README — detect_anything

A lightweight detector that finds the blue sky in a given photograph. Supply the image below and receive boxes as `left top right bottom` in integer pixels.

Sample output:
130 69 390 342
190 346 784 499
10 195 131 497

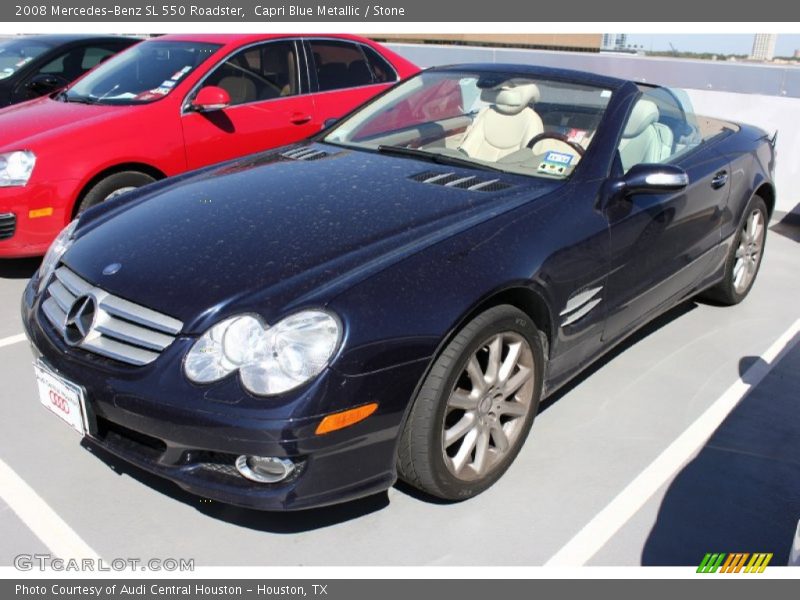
623 34 800 56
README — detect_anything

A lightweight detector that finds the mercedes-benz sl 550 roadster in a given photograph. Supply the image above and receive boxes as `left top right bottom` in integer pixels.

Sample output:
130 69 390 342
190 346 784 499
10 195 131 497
22 64 776 510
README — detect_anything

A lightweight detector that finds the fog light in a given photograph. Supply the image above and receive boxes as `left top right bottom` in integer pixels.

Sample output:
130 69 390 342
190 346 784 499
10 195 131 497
235 455 295 483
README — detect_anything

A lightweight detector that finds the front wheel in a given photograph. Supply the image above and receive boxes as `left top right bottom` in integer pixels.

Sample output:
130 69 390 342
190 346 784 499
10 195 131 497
76 171 156 214
397 305 544 501
701 195 768 305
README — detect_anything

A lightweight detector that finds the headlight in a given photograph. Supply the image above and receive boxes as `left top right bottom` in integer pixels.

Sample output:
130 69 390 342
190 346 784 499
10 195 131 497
37 219 78 293
184 310 342 396
0 150 36 187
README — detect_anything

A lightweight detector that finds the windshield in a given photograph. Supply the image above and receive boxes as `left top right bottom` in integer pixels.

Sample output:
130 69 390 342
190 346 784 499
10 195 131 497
0 39 52 81
64 40 220 105
324 70 614 179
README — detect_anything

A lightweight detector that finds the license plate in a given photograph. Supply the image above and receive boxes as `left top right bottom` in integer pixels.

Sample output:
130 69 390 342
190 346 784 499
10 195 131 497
34 361 88 436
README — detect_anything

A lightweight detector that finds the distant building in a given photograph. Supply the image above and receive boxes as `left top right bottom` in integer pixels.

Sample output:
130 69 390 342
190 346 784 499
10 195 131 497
794 49 800 59
601 33 628 51
751 34 777 61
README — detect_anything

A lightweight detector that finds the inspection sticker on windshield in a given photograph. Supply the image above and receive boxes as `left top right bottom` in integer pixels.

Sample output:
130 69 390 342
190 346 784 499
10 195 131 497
159 80 177 89
567 128 588 144
170 66 192 80
150 86 172 95
538 151 573 175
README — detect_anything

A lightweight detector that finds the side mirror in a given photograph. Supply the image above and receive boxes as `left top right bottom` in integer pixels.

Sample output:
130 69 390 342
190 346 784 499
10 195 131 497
601 164 689 211
26 73 69 96
598 163 689 210
622 163 689 194
190 86 230 112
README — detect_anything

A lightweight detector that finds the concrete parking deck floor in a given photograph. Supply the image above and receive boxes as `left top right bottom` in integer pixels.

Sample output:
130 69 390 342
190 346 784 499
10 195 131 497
0 218 798 567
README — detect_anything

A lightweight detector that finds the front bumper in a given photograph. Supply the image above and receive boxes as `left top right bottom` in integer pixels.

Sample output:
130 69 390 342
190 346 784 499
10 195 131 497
22 279 429 510
0 180 79 257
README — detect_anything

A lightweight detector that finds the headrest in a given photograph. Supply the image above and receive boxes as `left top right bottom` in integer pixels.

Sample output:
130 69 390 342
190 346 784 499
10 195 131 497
481 82 540 116
623 100 659 138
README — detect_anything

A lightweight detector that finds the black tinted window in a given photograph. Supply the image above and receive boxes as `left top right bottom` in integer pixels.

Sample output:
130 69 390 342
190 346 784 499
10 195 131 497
38 46 118 79
362 45 397 84
81 46 118 69
309 40 375 91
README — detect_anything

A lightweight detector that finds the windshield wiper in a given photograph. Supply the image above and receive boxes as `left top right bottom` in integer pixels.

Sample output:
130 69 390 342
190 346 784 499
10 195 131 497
376 145 505 173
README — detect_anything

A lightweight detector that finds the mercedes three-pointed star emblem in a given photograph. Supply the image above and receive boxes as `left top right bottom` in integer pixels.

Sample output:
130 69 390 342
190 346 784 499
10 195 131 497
64 295 97 346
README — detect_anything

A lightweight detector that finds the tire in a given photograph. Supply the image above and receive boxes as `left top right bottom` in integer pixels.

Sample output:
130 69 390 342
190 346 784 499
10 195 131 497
76 171 156 214
700 195 768 306
397 305 545 501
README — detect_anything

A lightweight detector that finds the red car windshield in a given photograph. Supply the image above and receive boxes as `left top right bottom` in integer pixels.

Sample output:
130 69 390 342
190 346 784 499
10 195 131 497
64 40 220 105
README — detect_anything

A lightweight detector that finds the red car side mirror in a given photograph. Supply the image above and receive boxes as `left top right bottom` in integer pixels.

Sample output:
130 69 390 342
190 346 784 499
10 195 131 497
191 86 231 112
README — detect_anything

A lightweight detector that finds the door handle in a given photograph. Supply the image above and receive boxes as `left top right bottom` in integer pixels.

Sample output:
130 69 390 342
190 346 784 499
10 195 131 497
711 170 729 189
290 113 312 125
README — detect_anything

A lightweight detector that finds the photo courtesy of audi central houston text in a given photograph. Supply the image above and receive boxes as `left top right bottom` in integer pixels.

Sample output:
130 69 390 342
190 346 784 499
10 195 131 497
14 36 778 510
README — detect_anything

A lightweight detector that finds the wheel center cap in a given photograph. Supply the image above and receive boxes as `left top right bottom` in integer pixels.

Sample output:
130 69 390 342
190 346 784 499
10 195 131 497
478 397 492 415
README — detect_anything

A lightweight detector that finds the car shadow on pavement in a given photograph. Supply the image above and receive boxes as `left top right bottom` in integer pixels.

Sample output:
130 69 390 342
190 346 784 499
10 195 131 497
640 332 800 565
82 441 391 533
770 207 800 244
537 300 698 414
0 257 40 280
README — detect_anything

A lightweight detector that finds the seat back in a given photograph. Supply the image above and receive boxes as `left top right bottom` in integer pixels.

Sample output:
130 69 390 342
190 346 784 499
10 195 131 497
618 100 674 172
459 82 543 162
217 75 257 105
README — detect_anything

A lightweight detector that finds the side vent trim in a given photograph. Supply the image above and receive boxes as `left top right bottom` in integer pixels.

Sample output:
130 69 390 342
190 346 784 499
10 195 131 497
280 147 331 161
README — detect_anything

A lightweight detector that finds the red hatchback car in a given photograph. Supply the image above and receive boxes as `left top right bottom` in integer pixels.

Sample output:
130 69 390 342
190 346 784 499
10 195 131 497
0 33 418 257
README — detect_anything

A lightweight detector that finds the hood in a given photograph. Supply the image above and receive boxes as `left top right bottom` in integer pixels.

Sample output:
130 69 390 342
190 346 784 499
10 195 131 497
63 144 560 332
0 95 126 149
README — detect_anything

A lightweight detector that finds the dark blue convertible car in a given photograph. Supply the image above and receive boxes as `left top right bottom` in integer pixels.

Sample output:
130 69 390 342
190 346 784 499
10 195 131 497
22 64 776 510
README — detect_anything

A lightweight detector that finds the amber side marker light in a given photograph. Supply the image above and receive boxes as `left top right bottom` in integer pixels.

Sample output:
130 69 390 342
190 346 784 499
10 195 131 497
29 207 53 219
315 403 378 435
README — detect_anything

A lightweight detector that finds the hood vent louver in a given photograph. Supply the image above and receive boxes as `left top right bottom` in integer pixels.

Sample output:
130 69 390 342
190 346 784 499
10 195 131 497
409 171 512 193
280 147 331 161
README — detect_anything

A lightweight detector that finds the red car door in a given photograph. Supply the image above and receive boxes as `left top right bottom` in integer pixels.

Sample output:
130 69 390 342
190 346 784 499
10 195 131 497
180 38 317 170
303 38 398 127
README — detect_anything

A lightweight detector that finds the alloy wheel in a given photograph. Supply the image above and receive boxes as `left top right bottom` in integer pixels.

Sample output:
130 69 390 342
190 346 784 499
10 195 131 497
441 332 535 481
733 208 765 294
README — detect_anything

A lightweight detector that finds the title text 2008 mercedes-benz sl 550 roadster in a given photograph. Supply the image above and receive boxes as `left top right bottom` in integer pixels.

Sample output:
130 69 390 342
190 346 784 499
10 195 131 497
22 64 776 510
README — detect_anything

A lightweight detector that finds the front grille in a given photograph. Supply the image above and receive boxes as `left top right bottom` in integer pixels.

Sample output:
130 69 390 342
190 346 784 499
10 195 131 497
409 171 512 192
41 265 183 366
0 212 16 240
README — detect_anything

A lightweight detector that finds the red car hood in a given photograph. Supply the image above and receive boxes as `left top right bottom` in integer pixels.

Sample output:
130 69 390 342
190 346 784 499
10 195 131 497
0 95 128 150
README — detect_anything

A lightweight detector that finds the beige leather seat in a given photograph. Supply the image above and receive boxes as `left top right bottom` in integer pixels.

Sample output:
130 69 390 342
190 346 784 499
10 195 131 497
218 76 258 105
618 99 674 172
459 82 543 162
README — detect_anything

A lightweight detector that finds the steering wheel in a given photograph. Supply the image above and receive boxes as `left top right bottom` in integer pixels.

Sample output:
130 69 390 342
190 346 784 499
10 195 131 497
526 132 586 157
